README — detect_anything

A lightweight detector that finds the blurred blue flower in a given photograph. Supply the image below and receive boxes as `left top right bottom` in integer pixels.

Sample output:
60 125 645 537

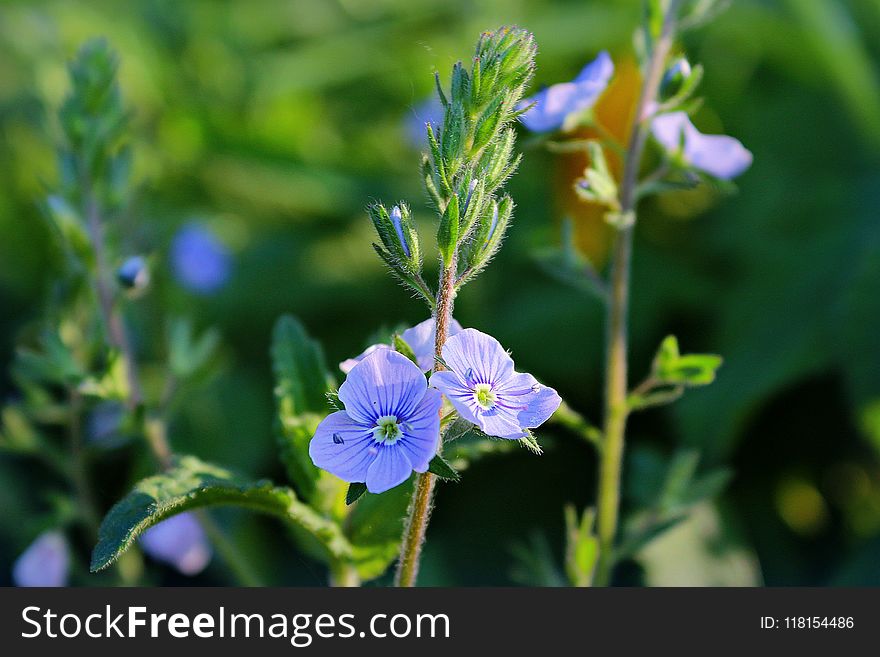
340 317 463 374
13 530 69 587
310 349 442 493
140 512 212 575
171 223 231 294
430 329 561 439
651 111 752 180
405 96 444 148
518 51 614 133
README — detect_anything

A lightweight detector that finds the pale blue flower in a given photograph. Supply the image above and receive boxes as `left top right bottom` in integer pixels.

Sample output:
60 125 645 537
340 317 463 374
171 223 231 294
140 512 212 575
13 530 69 587
310 349 442 493
518 52 614 133
651 111 752 180
430 329 561 439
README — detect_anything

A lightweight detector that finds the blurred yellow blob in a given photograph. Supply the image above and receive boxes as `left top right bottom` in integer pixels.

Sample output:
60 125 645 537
775 477 829 536
555 57 640 267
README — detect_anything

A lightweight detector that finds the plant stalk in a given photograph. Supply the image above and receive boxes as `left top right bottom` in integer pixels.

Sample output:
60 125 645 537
395 255 457 587
593 0 681 587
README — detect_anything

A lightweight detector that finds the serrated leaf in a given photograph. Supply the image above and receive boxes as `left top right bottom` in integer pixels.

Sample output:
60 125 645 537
427 454 460 481
91 455 350 572
346 482 367 505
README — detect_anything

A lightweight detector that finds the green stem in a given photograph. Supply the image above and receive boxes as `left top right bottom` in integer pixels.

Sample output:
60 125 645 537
195 509 264 587
593 0 681 587
329 560 361 587
395 255 457 587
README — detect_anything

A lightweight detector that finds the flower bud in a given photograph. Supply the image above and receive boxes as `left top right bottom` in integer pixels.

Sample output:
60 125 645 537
116 255 150 292
659 57 693 102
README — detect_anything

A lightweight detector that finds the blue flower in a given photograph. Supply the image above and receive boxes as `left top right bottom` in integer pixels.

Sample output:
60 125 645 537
310 349 442 493
518 51 614 133
171 222 231 294
340 317 463 374
140 512 212 575
13 530 69 587
651 111 752 180
405 96 444 148
430 329 561 439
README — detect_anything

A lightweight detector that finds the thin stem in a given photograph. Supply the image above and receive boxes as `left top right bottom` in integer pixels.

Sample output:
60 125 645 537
84 193 145 411
395 255 457 587
67 388 101 537
329 560 361 587
593 0 681 587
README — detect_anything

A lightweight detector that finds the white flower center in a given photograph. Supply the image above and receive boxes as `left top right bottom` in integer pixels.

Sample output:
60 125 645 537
373 415 403 444
473 383 496 410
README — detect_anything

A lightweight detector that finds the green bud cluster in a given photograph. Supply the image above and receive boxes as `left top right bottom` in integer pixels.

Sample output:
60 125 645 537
370 27 537 304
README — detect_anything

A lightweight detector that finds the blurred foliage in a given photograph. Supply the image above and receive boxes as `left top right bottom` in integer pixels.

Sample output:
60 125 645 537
1 0 880 585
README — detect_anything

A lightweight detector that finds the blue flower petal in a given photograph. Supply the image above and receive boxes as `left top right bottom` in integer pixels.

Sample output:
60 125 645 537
308 410 376 482
401 317 463 372
365 444 413 494
339 343 392 375
12 531 69 587
397 388 442 472
652 111 752 180
498 372 562 430
140 512 212 575
338 349 427 425
440 328 514 386
518 51 614 133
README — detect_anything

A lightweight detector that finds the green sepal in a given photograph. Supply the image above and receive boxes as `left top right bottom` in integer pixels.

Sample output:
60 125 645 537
437 193 460 266
391 333 419 367
345 482 368 506
427 454 461 481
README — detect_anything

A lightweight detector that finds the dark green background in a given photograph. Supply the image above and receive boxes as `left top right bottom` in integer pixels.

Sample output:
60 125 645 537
1 0 879 585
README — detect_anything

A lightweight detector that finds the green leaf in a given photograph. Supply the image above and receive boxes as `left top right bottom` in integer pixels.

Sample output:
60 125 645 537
271 315 336 502
427 454 460 481
168 318 220 379
564 505 599 586
272 315 334 416
652 335 723 387
91 455 350 572
346 482 367 506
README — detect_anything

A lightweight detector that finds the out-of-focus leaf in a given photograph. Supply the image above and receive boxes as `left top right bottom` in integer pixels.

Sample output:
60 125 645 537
564 505 599 586
168 318 220 380
271 315 337 503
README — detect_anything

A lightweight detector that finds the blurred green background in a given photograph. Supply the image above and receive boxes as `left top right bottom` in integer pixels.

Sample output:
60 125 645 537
2 0 880 586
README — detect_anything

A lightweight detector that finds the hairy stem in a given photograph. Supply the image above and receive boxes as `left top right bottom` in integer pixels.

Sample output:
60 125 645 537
593 0 680 587
395 255 457 587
